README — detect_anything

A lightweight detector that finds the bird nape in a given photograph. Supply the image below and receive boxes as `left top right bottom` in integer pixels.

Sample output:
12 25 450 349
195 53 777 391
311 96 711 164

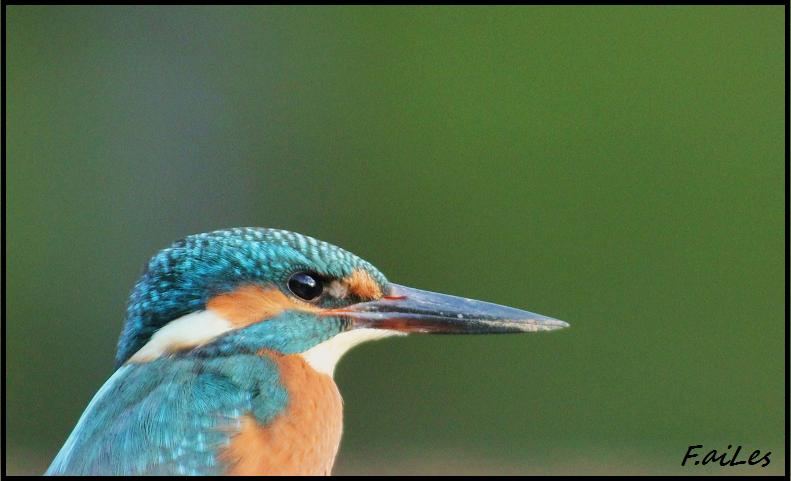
46 227 569 476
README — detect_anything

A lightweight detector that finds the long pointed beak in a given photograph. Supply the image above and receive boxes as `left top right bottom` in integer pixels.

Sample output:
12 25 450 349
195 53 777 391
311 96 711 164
330 284 569 334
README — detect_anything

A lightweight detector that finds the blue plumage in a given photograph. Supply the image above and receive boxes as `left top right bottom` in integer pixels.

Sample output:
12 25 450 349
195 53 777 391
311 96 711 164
194 312 345 358
46 354 286 475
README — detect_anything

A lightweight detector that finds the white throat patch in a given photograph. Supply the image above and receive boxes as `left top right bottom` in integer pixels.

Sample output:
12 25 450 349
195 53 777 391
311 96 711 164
301 328 404 377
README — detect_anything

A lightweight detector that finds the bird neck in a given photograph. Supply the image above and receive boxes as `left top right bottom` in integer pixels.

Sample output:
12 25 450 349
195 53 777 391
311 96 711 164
221 351 344 475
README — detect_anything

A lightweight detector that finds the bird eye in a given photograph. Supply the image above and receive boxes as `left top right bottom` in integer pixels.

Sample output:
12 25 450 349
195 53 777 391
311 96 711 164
287 272 324 301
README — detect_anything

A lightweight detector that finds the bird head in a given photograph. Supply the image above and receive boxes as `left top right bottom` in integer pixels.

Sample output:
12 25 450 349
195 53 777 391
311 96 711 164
116 228 568 374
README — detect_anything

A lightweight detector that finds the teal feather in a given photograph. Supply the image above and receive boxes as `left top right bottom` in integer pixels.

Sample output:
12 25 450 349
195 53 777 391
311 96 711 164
46 354 287 476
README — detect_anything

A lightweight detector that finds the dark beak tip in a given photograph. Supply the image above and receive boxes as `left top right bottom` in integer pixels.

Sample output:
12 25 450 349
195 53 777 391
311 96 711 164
543 319 571 330
509 317 570 332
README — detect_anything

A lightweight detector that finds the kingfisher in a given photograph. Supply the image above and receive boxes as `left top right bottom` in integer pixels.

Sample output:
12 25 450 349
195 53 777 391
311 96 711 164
46 227 568 475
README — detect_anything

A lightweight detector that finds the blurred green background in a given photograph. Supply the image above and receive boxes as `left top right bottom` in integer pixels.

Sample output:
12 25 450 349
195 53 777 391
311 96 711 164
6 6 785 475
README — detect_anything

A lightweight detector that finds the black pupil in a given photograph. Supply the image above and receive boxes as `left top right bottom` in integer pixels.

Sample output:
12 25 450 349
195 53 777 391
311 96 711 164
288 272 323 300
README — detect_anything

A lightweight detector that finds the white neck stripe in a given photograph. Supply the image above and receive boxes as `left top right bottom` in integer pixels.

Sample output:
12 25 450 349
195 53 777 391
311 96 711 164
128 310 233 362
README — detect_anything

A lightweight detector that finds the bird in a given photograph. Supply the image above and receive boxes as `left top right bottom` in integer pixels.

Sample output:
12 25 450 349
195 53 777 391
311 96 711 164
46 227 569 475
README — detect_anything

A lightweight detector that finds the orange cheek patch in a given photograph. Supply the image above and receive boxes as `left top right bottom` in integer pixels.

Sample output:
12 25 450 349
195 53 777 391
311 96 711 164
344 269 383 300
207 285 321 328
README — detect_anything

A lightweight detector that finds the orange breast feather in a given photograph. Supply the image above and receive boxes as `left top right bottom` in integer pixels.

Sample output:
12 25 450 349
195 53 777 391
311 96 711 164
220 354 344 475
